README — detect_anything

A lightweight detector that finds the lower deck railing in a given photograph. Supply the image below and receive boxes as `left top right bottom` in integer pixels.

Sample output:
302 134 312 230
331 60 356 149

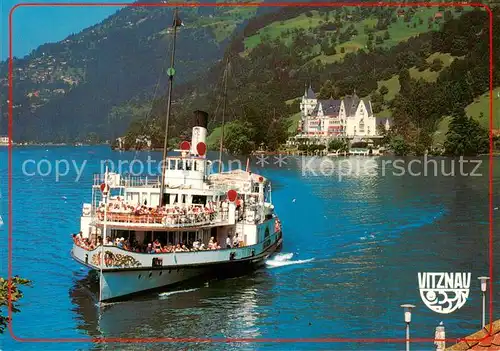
72 231 281 270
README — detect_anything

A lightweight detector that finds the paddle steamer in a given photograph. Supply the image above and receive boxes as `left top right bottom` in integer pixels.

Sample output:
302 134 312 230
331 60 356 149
70 9 282 302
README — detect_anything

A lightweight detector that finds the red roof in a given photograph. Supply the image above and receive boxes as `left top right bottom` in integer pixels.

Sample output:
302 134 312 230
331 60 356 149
446 320 500 350
470 332 500 349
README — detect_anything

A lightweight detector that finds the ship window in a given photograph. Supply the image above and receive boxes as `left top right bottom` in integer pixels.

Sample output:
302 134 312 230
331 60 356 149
162 194 170 205
188 231 196 243
169 160 176 170
167 232 174 244
193 161 198 171
192 195 207 205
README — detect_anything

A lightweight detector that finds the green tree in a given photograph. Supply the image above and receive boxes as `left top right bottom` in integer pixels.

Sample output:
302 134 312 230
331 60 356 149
328 139 348 152
430 58 443 72
444 110 489 156
376 122 389 144
266 117 291 151
384 30 390 40
319 80 340 99
398 69 412 96
391 135 410 156
371 91 384 113
86 132 101 145
223 120 257 156
379 85 389 96
1 277 31 333
323 45 337 56
366 40 373 52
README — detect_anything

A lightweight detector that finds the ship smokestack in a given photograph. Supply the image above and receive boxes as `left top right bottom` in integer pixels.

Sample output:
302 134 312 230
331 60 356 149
191 110 208 157
193 110 208 129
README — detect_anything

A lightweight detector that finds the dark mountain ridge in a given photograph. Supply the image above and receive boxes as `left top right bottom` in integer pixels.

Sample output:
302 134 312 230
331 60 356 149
1 2 258 142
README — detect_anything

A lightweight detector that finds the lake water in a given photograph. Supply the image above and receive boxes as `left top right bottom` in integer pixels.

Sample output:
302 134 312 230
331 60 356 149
0 146 498 350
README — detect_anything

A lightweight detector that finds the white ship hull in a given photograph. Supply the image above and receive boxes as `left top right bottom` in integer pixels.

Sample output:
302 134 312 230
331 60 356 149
72 228 282 301
100 266 206 301
71 109 284 302
99 242 279 301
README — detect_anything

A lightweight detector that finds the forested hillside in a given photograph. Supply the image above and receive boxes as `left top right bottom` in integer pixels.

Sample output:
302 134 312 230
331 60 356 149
120 5 498 155
0 2 259 142
2 2 497 152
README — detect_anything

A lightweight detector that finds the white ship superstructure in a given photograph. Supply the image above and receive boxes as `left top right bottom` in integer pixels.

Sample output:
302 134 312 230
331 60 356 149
71 111 283 301
70 9 282 302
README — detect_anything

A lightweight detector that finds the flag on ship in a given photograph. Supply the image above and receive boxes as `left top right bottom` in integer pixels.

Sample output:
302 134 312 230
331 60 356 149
172 10 183 27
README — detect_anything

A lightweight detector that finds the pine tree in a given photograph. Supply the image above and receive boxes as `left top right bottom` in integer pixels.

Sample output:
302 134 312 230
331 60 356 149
444 110 489 156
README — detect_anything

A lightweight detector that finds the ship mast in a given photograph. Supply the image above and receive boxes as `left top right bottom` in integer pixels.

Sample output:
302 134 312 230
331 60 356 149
159 8 181 206
218 58 230 173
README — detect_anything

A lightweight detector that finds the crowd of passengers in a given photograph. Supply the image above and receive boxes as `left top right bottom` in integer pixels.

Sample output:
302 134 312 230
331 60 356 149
72 231 242 253
96 197 243 216
96 197 251 224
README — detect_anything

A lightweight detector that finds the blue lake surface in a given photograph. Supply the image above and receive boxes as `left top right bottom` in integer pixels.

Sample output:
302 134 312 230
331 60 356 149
0 146 499 350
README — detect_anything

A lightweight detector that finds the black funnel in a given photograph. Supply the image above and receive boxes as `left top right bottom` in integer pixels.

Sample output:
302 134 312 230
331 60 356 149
193 110 208 129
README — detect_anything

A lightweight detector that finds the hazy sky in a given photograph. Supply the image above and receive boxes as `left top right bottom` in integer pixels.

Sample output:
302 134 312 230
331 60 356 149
1 0 125 61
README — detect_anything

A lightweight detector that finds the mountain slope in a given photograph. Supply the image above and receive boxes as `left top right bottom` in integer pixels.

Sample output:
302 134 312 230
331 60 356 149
0 3 259 142
122 6 498 154
2 3 494 145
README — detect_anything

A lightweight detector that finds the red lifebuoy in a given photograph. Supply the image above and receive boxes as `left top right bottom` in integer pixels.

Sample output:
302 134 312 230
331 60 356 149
196 142 207 156
180 141 191 151
227 189 238 202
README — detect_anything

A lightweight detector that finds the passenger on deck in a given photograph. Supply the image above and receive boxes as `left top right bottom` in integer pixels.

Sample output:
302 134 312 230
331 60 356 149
192 238 200 250
153 239 161 251
226 234 231 249
232 233 239 248
208 237 215 249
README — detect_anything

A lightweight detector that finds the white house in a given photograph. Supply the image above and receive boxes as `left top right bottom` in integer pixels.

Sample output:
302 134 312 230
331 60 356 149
0 136 10 145
114 135 152 150
298 85 391 139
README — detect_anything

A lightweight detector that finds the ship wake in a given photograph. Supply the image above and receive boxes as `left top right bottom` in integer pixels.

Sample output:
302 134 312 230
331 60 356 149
265 253 314 268
158 288 199 298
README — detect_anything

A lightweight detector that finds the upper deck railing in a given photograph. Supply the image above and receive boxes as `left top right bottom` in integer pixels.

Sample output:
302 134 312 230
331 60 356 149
92 203 230 228
91 173 248 194
93 174 161 188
